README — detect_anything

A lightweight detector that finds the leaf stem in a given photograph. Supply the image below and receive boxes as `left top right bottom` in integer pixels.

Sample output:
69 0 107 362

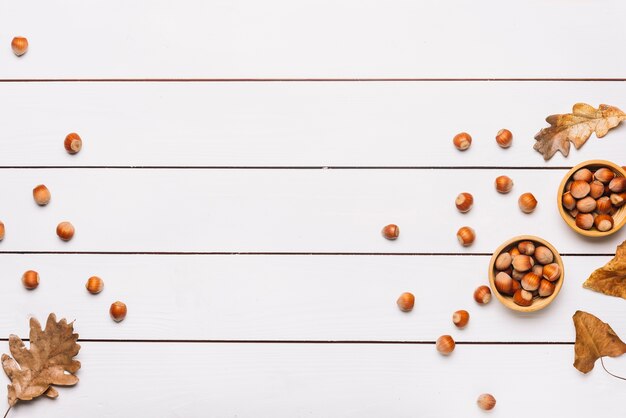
601 357 626 381
3 406 10 418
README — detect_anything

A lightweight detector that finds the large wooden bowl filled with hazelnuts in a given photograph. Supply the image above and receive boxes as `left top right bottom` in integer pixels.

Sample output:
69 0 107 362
488 235 564 313
557 160 626 237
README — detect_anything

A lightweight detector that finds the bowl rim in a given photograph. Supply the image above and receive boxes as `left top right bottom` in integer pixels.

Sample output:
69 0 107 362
488 235 565 313
557 159 626 237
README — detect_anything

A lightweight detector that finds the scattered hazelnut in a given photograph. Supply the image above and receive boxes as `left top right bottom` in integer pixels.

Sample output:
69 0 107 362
0 221 4 241
452 310 469 328
456 226 475 247
64 133 82 154
56 221 75 241
594 214 614 232
473 286 491 304
455 192 474 213
513 289 533 307
396 292 415 312
495 176 513 194
570 180 591 199
436 335 455 355
109 301 127 322
32 184 51 206
518 192 537 214
495 129 513 148
533 246 554 265
477 394 496 411
452 132 472 151
22 270 40 290
11 37 28 56
381 224 399 240
86 276 104 294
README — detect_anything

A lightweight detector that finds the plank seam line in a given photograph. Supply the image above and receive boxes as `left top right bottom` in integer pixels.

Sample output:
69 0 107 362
0 78 625 83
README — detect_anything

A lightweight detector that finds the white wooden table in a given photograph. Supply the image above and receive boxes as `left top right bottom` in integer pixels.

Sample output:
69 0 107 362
1 1 626 416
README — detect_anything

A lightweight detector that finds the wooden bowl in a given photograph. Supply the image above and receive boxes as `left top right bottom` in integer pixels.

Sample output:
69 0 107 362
488 235 564 313
557 160 626 237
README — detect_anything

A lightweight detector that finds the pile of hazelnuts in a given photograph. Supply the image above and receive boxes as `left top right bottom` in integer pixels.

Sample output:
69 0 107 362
562 167 625 232
492 240 561 307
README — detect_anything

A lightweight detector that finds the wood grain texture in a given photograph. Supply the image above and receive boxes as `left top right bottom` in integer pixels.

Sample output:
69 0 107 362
0 82 625 167
1 1 625 79
0 168 623 253
2 342 625 417
0 254 622 342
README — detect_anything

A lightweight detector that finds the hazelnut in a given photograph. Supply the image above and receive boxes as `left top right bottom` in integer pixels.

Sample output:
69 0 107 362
573 168 593 183
594 167 615 184
576 196 597 213
452 310 470 328
596 196 613 214
473 286 491 304
495 176 513 194
477 394 496 411
64 133 82 154
455 192 474 213
512 254 534 272
0 221 4 241
589 181 605 199
56 221 75 241
562 192 576 211
86 276 104 294
511 268 525 281
495 129 513 148
456 226 475 247
610 193 626 208
494 252 512 271
22 270 40 290
538 279 555 297
453 132 472 151
33 184 51 206
11 37 28 56
518 193 537 213
396 292 415 312
381 224 399 240
594 214 614 232
570 180 591 199
510 279 521 293
494 272 514 295
533 246 554 265
436 335 455 355
575 213 594 230
513 289 533 307
517 241 535 256
508 247 520 257
542 263 561 282
110 301 127 322
609 177 626 193
521 272 540 291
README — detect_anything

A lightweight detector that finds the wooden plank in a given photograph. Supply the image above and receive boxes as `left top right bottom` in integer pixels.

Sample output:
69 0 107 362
1 1 625 79
1 82 625 167
2 343 624 417
0 254 621 341
0 168 622 254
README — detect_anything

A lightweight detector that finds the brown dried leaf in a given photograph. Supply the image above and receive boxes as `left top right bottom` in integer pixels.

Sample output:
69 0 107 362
583 240 626 299
534 103 626 160
573 311 626 373
1 313 80 407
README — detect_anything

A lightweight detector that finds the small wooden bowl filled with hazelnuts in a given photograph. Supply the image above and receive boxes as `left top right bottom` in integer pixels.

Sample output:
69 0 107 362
557 160 626 237
488 235 564 312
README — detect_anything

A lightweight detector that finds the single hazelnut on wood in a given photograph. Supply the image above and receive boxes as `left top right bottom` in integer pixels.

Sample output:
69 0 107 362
436 335 455 355
381 224 399 240
570 180 591 199
452 310 470 328
542 263 560 282
513 289 533 307
533 246 554 265
521 272 541 291
456 226 475 246
594 168 615 184
452 132 472 151
455 192 474 213
64 133 82 154
11 37 28 56
473 285 491 304
396 292 415 312
518 193 537 213
495 129 513 148
495 176 513 194
109 301 127 322
609 177 626 193
512 254 534 272
33 184 51 206
0 221 4 241
573 168 593 183
86 276 104 294
576 196 597 213
594 214 614 232
575 213 594 230
22 270 40 289
538 279 555 297
56 221 75 241
477 394 496 411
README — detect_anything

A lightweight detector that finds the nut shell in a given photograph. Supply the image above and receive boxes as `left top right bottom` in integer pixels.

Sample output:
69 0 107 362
609 177 626 193
477 394 496 411
518 193 538 214
517 241 535 256
533 246 554 265
575 213 594 230
511 254 534 272
455 192 474 213
456 226 475 247
473 285 491 304
570 180 591 199
573 168 593 182
495 176 513 194
0 221 4 241
494 272 514 295
436 335 455 355
452 310 470 328
11 37 28 56
594 167 615 183
22 270 40 290
521 272 540 291
33 184 51 206
589 180 605 199
594 214 614 232
562 192 576 211
86 276 104 294
110 301 127 322
56 221 75 241
495 129 513 148
453 132 472 151
64 133 82 154
542 263 561 282
494 252 512 271
576 196 597 213
596 196 612 214
381 224 399 240
538 279 555 297
396 292 415 312
513 289 533 307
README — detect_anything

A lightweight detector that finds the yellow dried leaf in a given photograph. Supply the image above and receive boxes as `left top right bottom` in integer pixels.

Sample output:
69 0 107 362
1 313 80 407
583 240 626 299
573 311 626 374
534 103 626 160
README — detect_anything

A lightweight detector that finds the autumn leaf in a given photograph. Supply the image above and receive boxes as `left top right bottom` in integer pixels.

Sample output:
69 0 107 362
533 103 626 160
573 311 626 374
583 240 626 300
1 313 80 408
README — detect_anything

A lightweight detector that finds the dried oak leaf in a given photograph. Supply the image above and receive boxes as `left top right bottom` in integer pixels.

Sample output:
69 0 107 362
534 103 626 160
573 311 626 373
583 240 626 300
1 313 80 407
